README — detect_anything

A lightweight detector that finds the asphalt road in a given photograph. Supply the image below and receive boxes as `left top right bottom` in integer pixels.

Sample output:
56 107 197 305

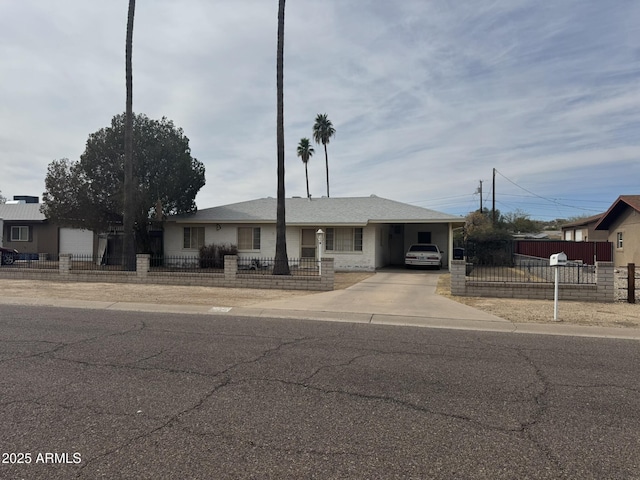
1 305 639 480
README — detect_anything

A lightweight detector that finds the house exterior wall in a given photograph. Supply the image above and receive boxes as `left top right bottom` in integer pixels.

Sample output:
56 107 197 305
562 224 607 242
1 221 58 257
322 224 376 271
374 225 391 269
164 222 378 271
165 221 457 272
606 207 640 267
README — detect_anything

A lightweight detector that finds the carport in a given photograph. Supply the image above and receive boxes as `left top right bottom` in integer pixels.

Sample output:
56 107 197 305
376 220 464 270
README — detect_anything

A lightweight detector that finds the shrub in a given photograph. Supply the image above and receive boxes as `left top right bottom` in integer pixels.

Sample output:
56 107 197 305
199 243 238 268
466 229 513 266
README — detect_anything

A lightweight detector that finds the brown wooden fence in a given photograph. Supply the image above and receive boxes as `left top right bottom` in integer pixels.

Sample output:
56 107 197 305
514 240 612 264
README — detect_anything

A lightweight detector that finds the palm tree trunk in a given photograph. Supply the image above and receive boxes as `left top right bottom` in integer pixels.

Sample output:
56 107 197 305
324 143 329 198
274 0 290 275
305 163 310 199
123 0 136 270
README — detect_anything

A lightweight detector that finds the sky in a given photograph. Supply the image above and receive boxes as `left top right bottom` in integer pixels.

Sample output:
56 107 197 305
1 0 638 221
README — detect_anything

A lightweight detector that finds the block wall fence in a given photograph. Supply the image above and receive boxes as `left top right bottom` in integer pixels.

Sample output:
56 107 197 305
450 260 614 302
0 255 334 292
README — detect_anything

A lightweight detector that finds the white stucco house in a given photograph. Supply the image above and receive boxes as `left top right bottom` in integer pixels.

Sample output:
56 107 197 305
163 195 464 271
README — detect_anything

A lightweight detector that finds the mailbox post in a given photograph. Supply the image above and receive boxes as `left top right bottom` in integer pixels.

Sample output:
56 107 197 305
316 229 324 275
550 252 568 321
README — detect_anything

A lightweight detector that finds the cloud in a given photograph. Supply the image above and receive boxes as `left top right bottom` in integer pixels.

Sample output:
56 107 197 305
0 0 638 221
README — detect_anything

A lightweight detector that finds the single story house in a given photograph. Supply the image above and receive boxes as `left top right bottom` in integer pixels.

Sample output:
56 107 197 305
0 201 96 259
595 195 640 267
561 214 608 242
164 195 465 271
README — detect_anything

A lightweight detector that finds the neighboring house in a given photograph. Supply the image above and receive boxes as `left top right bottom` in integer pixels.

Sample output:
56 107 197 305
595 195 640 267
0 202 96 259
561 214 608 242
164 196 464 271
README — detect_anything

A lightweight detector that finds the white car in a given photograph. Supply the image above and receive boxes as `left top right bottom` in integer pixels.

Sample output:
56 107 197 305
405 244 442 269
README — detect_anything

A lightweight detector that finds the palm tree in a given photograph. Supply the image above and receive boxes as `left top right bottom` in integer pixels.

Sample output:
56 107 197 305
312 113 336 197
273 0 290 275
296 138 314 199
123 0 136 270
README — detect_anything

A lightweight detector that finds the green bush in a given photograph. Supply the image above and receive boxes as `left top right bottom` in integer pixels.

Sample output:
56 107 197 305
466 229 513 266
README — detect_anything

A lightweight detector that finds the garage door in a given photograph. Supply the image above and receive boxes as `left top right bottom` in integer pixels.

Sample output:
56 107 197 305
59 228 94 255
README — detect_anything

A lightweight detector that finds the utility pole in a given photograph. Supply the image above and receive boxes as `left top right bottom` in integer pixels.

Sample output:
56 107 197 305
492 168 496 226
476 180 483 212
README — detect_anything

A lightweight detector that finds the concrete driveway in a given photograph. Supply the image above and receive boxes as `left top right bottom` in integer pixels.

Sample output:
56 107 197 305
232 268 510 328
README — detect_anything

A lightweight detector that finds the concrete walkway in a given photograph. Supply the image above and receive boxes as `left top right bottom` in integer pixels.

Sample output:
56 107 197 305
1 270 638 340
232 270 511 328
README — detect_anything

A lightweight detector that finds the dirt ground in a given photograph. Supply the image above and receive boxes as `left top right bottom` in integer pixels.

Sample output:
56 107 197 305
0 273 374 307
436 274 640 328
1 272 638 329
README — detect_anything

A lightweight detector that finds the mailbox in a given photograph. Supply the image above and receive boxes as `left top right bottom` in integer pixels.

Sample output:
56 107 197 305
550 252 567 266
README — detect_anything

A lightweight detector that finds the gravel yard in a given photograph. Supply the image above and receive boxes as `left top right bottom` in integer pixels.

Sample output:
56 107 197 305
438 272 639 328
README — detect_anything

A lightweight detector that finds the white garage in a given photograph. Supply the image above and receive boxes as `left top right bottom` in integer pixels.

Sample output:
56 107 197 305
59 228 94 256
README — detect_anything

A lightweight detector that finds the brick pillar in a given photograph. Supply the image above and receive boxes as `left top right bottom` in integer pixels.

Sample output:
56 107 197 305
224 255 238 281
59 253 71 276
595 261 614 303
136 254 150 278
320 258 335 291
450 260 467 296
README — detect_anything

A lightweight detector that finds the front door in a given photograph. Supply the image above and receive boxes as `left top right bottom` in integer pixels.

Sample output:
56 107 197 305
300 228 317 259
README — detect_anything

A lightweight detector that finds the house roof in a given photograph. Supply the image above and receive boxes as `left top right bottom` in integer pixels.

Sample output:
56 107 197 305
170 196 464 226
595 195 640 230
560 213 603 230
0 203 46 222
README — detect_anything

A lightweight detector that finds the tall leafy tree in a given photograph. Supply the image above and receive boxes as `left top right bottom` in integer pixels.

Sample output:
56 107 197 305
296 138 314 199
312 113 336 198
42 113 206 252
0 190 6 204
274 0 290 275
123 0 136 268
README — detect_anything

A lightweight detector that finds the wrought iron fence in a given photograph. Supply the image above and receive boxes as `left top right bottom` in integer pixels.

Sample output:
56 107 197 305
70 254 133 272
237 257 319 277
466 262 596 284
150 255 224 274
463 240 597 284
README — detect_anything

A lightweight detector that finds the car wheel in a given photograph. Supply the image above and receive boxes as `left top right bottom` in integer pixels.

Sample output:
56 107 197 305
2 253 15 265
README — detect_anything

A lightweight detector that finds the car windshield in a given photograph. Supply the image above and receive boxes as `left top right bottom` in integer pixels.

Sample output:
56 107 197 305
409 245 437 252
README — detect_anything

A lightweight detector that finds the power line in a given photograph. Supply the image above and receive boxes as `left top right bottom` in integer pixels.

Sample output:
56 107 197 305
494 169 604 213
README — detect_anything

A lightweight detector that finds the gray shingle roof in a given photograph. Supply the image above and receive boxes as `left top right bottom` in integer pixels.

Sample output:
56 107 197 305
170 196 463 225
0 203 46 221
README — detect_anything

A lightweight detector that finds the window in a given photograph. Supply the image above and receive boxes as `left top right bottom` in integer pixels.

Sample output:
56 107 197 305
617 232 623 249
11 226 30 242
183 227 205 249
238 227 260 250
325 228 363 252
417 232 432 244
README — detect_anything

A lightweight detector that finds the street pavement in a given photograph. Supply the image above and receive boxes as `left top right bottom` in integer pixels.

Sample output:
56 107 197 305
1 305 639 479
1 270 638 340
